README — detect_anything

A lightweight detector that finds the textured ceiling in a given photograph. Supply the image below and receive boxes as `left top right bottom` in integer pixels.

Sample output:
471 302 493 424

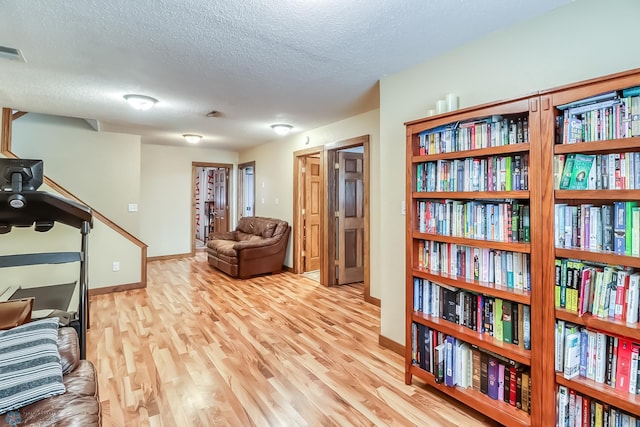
0 0 571 150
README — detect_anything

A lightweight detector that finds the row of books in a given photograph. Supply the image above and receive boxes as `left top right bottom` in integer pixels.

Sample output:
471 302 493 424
556 89 640 145
415 154 529 193
555 259 640 322
557 385 640 427
556 320 640 393
554 152 640 190
411 323 531 413
416 200 530 243
417 240 531 291
417 114 529 156
413 277 531 349
554 202 640 256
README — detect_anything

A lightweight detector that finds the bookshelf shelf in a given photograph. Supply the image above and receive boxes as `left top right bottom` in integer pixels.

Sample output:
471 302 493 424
554 137 640 155
414 191 530 200
413 313 532 365
413 231 531 253
555 247 640 269
555 374 640 418
413 269 531 305
412 143 531 162
410 366 531 427
555 308 640 342
555 189 640 201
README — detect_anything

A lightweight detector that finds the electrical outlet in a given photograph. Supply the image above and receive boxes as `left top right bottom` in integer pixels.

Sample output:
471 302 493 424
112 261 120 272
128 203 138 212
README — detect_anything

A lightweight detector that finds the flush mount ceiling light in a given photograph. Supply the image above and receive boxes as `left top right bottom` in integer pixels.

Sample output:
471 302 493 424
123 94 158 111
271 124 293 136
183 134 202 144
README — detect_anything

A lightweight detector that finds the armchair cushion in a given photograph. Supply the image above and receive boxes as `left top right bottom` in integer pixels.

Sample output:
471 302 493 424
0 318 65 414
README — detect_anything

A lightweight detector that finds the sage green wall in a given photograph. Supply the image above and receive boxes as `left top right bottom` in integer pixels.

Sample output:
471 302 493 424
238 109 381 300
379 0 640 345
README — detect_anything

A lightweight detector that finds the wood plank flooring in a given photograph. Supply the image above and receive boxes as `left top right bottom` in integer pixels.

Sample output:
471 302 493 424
87 253 499 426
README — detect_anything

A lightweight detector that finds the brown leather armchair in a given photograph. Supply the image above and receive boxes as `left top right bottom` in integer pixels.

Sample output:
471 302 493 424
206 216 291 279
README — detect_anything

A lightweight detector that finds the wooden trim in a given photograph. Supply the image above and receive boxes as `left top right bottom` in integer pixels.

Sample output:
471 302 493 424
324 135 369 151
88 282 145 296
539 66 640 95
1 108 12 153
292 146 325 277
378 334 404 356
147 252 192 262
364 294 380 307
283 265 294 273
12 111 27 120
325 149 336 286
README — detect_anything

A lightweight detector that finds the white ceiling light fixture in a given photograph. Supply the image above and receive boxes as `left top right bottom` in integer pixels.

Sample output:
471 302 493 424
271 124 293 136
183 134 202 144
123 94 158 111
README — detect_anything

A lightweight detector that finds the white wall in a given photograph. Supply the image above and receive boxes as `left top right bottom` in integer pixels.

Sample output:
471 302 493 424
140 144 238 258
11 114 141 235
239 109 381 300
378 0 640 344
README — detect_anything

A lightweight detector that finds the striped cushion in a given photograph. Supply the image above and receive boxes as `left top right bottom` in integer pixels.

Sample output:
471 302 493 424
0 318 65 414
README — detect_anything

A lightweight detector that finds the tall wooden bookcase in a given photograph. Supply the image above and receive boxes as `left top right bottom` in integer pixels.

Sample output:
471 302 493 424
404 67 640 427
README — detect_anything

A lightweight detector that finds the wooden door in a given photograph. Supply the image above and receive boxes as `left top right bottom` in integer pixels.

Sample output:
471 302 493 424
213 168 228 233
304 157 321 272
336 152 364 284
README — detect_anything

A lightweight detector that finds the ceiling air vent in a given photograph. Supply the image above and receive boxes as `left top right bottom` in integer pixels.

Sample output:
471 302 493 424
0 46 26 62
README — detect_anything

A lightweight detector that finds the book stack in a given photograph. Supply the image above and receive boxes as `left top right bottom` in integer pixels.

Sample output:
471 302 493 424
415 154 529 193
412 323 531 413
556 88 640 145
553 259 640 321
416 200 530 243
417 113 529 155
557 385 640 427
556 320 640 392
553 202 640 255
413 277 531 349
554 152 640 190
417 240 531 291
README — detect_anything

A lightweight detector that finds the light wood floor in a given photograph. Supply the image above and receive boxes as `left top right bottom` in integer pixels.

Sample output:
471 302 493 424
87 253 499 427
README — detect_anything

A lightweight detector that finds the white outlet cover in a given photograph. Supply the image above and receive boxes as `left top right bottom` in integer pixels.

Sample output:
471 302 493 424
128 203 138 212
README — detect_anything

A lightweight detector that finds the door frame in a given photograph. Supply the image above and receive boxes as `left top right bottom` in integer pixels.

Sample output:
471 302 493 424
237 161 256 221
293 136 375 305
293 146 325 284
191 162 233 256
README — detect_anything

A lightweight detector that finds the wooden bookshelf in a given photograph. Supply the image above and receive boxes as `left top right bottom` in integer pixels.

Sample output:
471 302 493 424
555 308 640 342
556 375 640 418
406 96 539 426
406 67 640 427
554 137 640 155
555 247 640 269
412 142 530 162
414 191 529 200
413 269 531 305
413 313 531 365
410 366 531 427
541 68 640 425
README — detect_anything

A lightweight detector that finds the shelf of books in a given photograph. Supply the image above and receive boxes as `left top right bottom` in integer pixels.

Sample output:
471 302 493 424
542 69 640 426
405 96 542 426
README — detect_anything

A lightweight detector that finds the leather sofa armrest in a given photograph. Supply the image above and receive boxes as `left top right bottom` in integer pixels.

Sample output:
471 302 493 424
209 231 237 241
58 327 80 374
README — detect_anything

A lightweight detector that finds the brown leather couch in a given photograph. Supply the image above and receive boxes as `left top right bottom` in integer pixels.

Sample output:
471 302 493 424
206 216 291 279
0 327 101 427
